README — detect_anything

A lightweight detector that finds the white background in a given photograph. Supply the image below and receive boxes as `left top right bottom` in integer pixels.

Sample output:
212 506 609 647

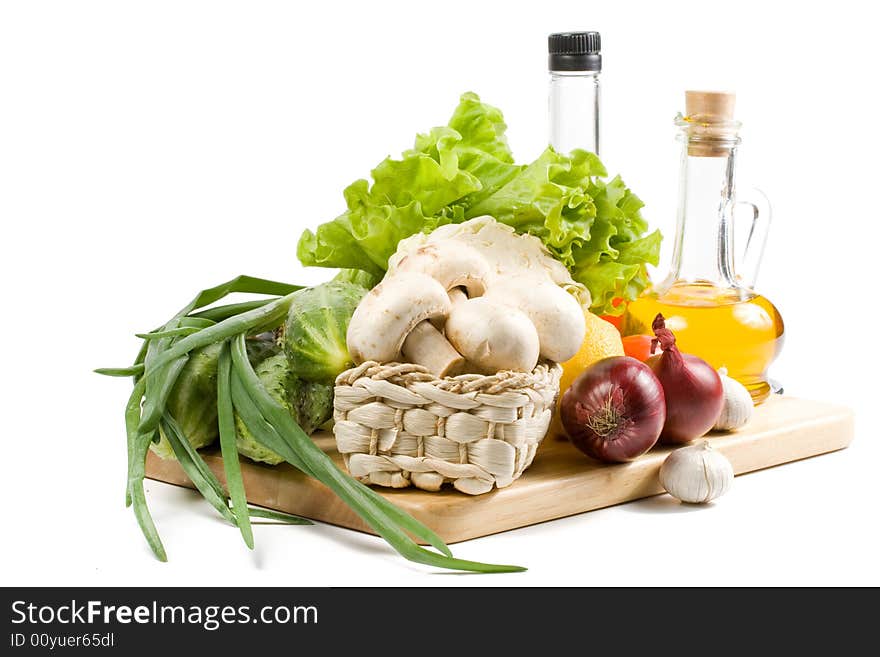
2 0 877 586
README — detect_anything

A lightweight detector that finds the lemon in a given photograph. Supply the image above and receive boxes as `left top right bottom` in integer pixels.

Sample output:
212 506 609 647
558 311 625 397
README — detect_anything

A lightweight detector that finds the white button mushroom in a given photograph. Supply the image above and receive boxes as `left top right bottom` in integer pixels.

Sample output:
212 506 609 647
483 280 586 363
346 272 465 377
394 242 491 299
444 297 541 373
355 216 591 375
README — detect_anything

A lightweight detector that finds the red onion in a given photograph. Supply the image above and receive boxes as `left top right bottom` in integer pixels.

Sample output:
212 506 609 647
560 356 666 463
647 314 724 444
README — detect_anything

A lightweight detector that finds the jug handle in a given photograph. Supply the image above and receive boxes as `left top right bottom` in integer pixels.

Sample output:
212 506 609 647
731 187 772 290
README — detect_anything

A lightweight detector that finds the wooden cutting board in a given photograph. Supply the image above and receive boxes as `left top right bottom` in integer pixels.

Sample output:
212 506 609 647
146 395 853 544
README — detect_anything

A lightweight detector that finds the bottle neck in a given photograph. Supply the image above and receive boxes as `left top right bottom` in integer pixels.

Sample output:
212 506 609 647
549 70 600 156
658 135 745 302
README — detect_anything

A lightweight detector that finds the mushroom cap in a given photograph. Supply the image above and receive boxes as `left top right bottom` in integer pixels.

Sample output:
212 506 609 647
484 280 586 363
385 216 591 366
394 241 491 298
391 217 589 300
445 297 540 373
346 272 452 364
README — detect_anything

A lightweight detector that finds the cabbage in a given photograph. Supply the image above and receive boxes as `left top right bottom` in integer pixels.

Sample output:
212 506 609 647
283 281 367 384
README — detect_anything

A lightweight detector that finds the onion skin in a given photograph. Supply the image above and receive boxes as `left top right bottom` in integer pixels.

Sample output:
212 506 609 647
560 356 666 463
648 314 724 444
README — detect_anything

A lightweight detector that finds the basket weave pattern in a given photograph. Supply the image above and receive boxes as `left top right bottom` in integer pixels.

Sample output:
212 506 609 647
333 361 562 495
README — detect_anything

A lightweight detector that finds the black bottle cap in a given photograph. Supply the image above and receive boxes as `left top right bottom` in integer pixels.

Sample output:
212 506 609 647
548 32 601 72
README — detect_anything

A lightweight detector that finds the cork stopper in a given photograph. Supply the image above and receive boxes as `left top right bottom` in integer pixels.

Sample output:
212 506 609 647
685 90 736 122
682 90 739 157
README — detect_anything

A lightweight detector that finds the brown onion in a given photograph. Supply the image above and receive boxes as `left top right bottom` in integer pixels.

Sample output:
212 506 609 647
647 314 724 444
560 356 666 463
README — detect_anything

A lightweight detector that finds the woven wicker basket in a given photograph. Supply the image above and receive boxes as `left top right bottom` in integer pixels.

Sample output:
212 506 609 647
332 361 562 495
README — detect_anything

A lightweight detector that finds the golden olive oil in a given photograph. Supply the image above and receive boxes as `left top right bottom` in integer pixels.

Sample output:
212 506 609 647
623 283 784 404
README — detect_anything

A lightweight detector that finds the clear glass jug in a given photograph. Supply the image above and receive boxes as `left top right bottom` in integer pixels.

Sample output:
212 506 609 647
623 91 784 404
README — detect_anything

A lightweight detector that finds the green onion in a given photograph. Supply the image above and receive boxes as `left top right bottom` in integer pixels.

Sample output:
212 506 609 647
191 298 278 322
127 347 187 559
137 293 298 439
107 276 524 572
146 294 297 375
96 303 252 379
229 334 524 573
225 341 450 555
96 364 145 377
124 377 147 507
136 323 212 341
128 429 167 562
171 275 300 316
161 415 236 525
248 507 313 525
116 276 305 561
138 276 300 433
217 342 254 549
160 412 227 503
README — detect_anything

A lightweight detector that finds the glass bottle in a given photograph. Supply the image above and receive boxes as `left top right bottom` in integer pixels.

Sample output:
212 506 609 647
548 31 601 156
623 91 784 404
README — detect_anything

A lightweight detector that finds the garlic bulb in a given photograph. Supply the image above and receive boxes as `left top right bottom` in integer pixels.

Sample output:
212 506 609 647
659 441 734 504
713 367 754 431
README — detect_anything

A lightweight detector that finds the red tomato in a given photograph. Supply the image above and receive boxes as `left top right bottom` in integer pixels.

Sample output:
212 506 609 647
622 335 654 362
599 314 623 331
599 298 628 331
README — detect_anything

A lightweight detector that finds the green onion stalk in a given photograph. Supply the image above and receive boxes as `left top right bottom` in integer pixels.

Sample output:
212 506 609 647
98 275 524 573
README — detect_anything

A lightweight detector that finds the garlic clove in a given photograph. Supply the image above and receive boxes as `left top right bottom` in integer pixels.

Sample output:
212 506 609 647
713 367 754 432
659 441 734 504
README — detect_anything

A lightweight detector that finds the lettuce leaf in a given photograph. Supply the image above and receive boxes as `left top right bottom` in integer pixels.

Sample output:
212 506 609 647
465 148 606 263
297 92 660 314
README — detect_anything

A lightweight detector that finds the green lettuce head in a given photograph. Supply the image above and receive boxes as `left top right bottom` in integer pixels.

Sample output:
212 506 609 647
297 92 660 315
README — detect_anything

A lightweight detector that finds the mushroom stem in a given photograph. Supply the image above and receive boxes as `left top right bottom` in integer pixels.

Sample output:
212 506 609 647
448 286 468 308
402 321 464 378
431 286 470 331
